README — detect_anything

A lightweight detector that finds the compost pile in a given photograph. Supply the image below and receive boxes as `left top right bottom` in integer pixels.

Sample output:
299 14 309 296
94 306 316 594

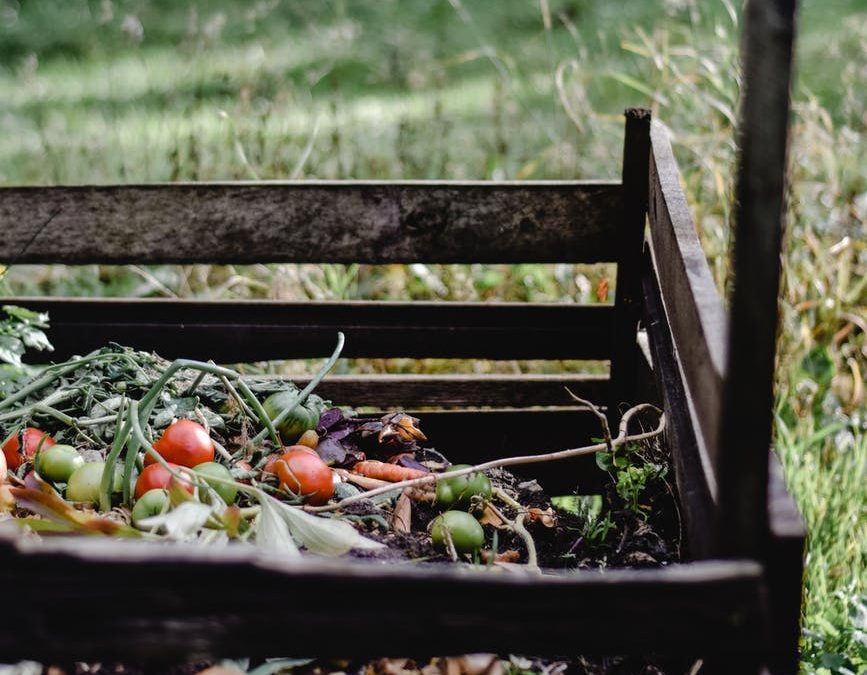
0 308 681 675
0 341 676 570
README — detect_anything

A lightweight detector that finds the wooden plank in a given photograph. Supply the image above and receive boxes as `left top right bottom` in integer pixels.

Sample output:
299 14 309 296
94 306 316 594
641 252 717 558
647 122 727 474
717 0 798 563
609 108 651 420
765 453 805 674
0 181 621 265
295 373 609 409
9 297 614 361
0 535 765 662
403 408 607 494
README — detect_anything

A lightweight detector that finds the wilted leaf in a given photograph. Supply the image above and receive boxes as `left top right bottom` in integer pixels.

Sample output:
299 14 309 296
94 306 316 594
526 507 556 528
139 501 213 539
478 504 507 529
391 489 412 533
10 483 140 537
274 500 384 556
256 499 300 557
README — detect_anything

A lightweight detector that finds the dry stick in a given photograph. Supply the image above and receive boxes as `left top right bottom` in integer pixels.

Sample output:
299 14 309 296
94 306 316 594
565 389 613 452
307 403 664 514
493 487 539 571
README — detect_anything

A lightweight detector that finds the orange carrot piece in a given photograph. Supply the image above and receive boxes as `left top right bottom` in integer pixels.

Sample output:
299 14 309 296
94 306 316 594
352 460 428 482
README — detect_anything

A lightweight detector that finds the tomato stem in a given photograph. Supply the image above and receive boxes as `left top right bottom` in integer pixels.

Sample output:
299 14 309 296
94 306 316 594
250 332 345 445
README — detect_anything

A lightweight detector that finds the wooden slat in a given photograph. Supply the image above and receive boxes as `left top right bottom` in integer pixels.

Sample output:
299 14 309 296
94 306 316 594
642 252 717 558
296 373 609 409
610 108 651 420
0 181 621 265
403 408 608 493
647 122 727 475
717 0 797 562
0 534 765 662
10 297 614 361
765 453 805 674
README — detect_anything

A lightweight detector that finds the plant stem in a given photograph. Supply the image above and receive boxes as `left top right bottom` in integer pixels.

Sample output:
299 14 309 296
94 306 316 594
307 403 664 514
250 332 345 445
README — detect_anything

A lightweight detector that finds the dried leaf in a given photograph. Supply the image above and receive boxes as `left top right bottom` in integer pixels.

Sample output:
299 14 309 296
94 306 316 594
10 480 139 537
391 489 412 533
596 277 610 303
526 507 557 528
480 549 520 564
477 504 508 529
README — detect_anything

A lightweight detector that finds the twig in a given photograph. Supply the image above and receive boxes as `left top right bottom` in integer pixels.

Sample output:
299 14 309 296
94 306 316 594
565 389 613 452
513 513 538 570
307 402 664 514
493 487 539 572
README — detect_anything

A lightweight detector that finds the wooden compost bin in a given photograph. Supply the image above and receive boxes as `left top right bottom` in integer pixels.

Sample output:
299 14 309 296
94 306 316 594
0 3 804 672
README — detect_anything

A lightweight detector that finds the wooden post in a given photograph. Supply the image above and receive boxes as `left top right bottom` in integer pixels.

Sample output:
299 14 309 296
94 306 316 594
717 1 800 670
718 0 797 558
609 108 651 423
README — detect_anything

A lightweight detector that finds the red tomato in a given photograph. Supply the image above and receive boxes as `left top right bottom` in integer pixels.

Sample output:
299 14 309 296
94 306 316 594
275 449 334 506
262 453 282 475
146 419 215 468
134 462 195 499
233 460 253 485
2 428 57 471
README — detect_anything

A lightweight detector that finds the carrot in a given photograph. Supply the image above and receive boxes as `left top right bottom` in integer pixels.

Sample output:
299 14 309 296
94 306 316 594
352 460 428 482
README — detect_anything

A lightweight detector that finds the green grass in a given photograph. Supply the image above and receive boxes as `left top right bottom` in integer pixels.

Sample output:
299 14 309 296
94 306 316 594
1 1 865 672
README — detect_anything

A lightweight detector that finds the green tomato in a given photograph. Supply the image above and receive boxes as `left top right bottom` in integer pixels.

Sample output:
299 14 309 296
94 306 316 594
131 488 170 526
435 464 492 509
66 462 122 504
262 391 321 445
193 461 238 504
430 511 485 554
36 444 84 483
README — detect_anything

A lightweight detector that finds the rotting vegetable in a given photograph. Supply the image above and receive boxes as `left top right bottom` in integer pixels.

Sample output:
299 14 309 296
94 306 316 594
2 427 56 471
0 324 671 571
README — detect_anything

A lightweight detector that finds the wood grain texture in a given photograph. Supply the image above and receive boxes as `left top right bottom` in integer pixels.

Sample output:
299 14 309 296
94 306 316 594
0 181 621 264
294 373 609 408
610 108 651 420
10 297 614 361
641 253 717 559
0 534 765 663
648 122 727 475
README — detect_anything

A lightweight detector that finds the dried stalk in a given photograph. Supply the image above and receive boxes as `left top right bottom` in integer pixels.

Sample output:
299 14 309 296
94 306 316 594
307 402 664 514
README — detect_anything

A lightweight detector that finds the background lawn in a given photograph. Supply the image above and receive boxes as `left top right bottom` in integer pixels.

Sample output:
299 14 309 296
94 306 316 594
1 1 865 672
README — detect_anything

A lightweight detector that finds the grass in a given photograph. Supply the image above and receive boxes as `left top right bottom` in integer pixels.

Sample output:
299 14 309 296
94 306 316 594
0 0 865 672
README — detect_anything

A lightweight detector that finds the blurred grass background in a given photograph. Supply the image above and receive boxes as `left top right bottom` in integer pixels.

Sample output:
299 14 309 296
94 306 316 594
0 0 865 671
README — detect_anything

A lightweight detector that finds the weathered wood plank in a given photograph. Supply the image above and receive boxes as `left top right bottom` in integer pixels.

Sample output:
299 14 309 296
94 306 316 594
610 108 652 420
0 535 765 662
10 297 614 361
294 373 609 409
766 453 805 674
0 181 621 264
402 408 607 493
647 122 727 475
717 0 797 565
641 252 717 558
